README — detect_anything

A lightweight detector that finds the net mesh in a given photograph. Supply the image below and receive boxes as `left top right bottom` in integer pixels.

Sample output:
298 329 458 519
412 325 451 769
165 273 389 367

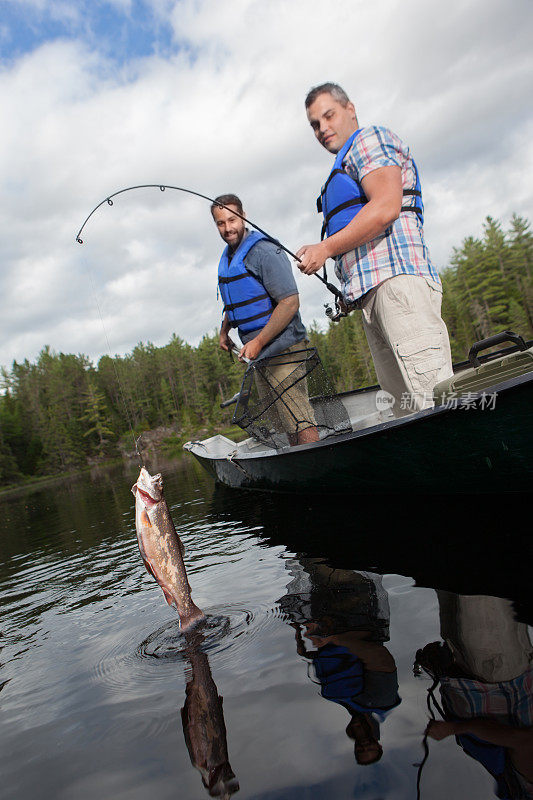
232 347 352 449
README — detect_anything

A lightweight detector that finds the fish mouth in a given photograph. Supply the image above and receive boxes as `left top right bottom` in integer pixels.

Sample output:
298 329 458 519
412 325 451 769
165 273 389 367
136 485 158 509
134 468 163 506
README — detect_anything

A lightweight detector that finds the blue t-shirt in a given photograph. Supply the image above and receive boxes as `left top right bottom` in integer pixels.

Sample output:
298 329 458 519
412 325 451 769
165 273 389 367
237 233 307 359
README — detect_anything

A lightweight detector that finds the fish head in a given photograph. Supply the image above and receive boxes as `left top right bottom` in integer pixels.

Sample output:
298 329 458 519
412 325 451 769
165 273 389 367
131 467 164 508
203 763 240 798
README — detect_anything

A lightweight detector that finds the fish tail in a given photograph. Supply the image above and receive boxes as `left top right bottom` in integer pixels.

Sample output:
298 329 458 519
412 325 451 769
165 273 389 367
161 587 174 606
179 605 205 631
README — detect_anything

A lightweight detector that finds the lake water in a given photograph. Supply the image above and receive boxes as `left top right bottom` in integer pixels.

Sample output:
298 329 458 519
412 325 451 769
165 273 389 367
0 457 532 800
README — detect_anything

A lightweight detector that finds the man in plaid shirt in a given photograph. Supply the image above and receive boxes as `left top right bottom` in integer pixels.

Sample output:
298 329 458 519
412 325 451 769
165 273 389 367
297 82 453 417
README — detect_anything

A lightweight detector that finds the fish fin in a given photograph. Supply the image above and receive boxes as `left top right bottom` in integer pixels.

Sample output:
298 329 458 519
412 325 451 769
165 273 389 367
161 586 174 606
142 556 158 580
142 560 174 608
141 510 152 527
136 533 150 566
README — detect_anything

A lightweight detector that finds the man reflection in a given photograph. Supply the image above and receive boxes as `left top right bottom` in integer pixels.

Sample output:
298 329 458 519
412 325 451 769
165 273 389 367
181 630 240 799
417 592 533 799
279 559 400 765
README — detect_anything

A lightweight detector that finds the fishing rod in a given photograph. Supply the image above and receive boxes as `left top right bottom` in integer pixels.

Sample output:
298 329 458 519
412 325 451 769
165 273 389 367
75 183 346 312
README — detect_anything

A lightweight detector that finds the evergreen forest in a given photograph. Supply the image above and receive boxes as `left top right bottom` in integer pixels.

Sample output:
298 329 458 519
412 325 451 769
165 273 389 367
1 215 532 487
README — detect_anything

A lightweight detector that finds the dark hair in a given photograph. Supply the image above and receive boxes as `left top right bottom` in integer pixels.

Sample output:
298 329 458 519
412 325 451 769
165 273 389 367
210 194 244 215
304 82 350 109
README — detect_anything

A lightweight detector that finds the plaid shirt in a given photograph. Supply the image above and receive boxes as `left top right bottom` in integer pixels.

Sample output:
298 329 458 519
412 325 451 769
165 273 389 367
441 664 533 725
334 125 441 303
441 665 533 797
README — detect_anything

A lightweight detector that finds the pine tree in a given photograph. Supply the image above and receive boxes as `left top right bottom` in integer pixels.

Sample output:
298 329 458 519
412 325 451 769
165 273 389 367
80 381 115 456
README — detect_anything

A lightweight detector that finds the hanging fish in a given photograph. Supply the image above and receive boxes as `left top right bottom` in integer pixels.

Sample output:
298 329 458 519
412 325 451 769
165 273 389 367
132 467 204 630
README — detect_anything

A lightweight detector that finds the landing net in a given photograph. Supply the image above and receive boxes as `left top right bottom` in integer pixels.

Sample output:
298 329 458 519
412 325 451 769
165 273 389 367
232 347 351 449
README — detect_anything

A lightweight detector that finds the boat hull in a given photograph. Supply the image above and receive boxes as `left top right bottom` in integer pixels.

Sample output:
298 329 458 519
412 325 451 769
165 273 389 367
186 373 533 494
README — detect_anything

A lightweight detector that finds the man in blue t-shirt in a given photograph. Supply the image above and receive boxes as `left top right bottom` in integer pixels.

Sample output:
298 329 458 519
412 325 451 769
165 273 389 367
211 194 319 445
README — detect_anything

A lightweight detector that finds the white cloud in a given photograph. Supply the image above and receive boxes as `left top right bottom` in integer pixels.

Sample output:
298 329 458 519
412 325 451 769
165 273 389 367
1 0 532 369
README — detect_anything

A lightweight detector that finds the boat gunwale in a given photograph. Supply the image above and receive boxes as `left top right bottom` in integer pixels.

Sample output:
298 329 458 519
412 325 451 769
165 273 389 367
188 368 533 463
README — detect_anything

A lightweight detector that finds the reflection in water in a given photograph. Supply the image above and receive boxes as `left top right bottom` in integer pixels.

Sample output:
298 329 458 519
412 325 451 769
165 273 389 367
279 558 400 767
209 484 533 624
416 593 533 799
181 629 240 799
1 461 532 800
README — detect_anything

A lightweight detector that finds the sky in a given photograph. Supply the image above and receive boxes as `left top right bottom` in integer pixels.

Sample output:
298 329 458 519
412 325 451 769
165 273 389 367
1 0 532 370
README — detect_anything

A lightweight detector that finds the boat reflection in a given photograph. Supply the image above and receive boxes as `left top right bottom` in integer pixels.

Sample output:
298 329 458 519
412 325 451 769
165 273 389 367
279 558 401 766
208 483 533 624
416 593 533 799
206 484 533 796
180 629 240 799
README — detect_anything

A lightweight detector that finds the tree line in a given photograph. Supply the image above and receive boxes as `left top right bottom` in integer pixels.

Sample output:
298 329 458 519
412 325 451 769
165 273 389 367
1 214 531 485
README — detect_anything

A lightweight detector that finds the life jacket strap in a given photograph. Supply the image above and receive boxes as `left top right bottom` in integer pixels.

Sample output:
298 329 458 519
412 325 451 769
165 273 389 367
319 184 424 239
401 204 424 217
234 308 272 327
401 188 423 218
320 197 367 240
224 293 270 312
219 272 248 285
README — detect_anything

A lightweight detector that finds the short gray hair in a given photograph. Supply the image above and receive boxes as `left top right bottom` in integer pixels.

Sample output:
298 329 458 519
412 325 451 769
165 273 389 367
304 82 350 108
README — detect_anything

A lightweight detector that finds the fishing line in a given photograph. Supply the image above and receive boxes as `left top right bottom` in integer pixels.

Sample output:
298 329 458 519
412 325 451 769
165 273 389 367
75 183 344 455
415 674 441 800
75 183 344 301
83 256 144 468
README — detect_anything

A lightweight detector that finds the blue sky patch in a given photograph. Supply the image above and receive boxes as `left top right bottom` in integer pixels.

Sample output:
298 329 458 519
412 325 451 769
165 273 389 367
0 0 175 64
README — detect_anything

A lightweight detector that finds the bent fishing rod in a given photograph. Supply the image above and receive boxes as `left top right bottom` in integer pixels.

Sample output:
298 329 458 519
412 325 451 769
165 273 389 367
75 183 346 315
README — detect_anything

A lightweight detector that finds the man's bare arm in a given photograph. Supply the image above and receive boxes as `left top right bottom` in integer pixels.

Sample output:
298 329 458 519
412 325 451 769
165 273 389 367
426 719 533 750
239 294 299 361
296 165 403 275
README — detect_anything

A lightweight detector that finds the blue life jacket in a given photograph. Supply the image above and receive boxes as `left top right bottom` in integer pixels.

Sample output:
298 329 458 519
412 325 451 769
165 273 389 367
218 231 273 336
312 643 400 718
312 643 365 701
317 129 424 240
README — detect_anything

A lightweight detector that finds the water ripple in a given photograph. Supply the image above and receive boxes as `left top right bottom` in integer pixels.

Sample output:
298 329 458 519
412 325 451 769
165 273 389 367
89 600 287 700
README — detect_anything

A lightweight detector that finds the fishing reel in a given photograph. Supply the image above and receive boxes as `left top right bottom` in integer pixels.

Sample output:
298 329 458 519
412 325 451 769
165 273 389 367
324 299 348 323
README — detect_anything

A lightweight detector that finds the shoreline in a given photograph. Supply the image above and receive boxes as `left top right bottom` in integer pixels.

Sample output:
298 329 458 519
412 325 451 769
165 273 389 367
0 423 246 501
